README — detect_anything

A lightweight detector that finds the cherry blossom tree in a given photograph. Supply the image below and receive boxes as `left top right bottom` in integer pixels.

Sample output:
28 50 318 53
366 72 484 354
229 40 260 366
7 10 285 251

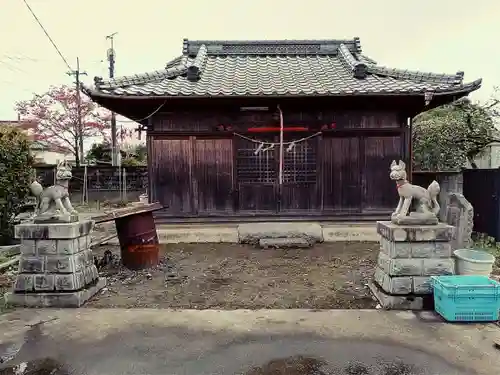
412 88 500 171
15 85 110 166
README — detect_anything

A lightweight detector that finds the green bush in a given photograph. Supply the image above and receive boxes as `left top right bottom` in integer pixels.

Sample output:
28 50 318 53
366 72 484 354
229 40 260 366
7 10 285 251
0 125 34 246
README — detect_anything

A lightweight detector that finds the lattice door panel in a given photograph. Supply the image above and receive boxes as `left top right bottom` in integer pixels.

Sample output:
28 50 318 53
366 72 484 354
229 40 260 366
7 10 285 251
283 137 317 184
236 137 277 184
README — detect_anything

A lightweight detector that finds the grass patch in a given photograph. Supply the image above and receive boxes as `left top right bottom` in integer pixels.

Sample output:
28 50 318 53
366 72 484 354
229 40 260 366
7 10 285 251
0 257 16 314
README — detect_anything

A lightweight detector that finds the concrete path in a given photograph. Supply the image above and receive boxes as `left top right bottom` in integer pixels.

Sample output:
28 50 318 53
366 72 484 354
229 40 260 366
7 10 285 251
1 309 499 374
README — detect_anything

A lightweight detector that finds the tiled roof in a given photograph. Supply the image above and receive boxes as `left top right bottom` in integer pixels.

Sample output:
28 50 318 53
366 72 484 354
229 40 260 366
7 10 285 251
31 140 72 153
85 38 482 98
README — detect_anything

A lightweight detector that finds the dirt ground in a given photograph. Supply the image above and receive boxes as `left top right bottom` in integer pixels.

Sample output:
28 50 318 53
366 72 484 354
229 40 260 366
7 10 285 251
87 242 379 309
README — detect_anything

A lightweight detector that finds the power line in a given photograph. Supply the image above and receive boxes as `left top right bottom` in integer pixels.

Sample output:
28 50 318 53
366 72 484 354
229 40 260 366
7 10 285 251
1 54 105 65
0 54 42 63
0 60 30 75
21 0 72 71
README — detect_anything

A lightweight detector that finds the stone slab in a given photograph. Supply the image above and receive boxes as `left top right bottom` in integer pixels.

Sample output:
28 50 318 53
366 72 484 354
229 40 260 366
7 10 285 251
238 222 323 244
34 212 80 224
13 264 98 292
18 252 90 274
445 193 473 250
20 237 89 256
154 223 380 244
374 266 412 294
0 244 20 257
376 221 454 242
15 220 94 240
373 267 436 294
391 213 438 226
368 280 431 310
321 223 378 242
377 252 455 276
413 276 433 294
0 255 20 272
379 237 452 258
259 237 311 249
4 277 106 308
156 226 238 244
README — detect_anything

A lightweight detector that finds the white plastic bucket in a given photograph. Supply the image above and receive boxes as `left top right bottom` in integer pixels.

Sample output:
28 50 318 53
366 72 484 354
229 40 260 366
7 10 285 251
453 249 495 276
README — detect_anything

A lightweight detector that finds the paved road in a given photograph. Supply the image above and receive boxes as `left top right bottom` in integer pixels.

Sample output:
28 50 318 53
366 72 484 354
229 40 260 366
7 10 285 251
0 309 498 375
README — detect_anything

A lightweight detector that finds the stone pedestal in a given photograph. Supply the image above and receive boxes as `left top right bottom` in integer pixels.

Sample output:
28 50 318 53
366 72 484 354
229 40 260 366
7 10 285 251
3 220 106 307
370 221 455 310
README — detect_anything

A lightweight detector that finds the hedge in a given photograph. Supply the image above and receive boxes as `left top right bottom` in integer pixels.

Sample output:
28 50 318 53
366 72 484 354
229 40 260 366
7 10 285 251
0 125 34 246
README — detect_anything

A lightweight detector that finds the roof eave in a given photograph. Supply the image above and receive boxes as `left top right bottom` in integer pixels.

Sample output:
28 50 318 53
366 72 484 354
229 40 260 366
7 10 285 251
432 78 482 96
83 81 482 101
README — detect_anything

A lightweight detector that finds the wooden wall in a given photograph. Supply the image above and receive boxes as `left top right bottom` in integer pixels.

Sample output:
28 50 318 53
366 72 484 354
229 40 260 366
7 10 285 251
151 109 402 133
148 108 407 218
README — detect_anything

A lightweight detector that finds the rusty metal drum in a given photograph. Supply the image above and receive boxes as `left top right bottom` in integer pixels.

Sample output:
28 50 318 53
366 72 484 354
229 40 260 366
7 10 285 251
96 203 163 270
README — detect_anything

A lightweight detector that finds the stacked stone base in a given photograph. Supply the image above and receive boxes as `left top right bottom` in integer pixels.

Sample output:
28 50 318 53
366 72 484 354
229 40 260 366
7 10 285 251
371 221 455 310
3 220 106 308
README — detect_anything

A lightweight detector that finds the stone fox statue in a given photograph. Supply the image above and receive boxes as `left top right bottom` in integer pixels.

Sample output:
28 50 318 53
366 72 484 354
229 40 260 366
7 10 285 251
30 160 77 218
390 160 440 219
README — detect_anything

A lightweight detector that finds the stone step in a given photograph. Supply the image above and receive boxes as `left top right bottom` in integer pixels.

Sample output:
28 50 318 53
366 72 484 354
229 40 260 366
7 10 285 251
239 222 323 244
153 222 378 244
259 237 311 249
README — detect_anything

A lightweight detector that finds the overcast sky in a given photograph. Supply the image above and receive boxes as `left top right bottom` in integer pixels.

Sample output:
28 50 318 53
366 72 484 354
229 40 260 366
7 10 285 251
1 0 499 123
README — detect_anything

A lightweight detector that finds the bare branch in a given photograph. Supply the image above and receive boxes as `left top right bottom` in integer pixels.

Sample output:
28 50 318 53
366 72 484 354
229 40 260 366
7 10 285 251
484 99 500 110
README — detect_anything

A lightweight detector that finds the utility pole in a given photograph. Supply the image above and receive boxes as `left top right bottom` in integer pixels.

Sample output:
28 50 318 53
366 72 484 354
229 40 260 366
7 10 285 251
106 32 118 166
67 57 87 166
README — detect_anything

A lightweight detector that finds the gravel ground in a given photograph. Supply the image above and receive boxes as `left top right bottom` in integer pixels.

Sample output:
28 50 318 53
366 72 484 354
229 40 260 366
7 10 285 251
87 242 379 309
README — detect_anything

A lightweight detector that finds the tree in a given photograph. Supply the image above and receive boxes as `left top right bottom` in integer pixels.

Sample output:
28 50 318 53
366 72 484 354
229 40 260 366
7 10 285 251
0 125 33 245
86 128 146 166
412 89 499 171
120 143 147 166
86 141 112 164
15 85 110 166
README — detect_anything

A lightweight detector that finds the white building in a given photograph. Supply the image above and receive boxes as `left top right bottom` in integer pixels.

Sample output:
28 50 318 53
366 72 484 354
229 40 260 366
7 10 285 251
0 119 74 165
30 140 75 165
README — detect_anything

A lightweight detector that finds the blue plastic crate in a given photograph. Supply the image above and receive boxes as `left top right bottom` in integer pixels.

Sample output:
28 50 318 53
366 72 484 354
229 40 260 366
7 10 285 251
431 275 500 322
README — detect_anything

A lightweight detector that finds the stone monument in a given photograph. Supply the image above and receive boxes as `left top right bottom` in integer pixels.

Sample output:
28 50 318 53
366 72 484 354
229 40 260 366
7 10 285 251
369 160 455 310
445 192 473 250
4 161 106 307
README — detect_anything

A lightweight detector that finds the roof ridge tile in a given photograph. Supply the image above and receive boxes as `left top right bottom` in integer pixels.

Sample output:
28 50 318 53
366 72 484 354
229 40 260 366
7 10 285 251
186 44 208 82
182 38 361 56
94 60 188 90
338 43 368 79
367 65 464 85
